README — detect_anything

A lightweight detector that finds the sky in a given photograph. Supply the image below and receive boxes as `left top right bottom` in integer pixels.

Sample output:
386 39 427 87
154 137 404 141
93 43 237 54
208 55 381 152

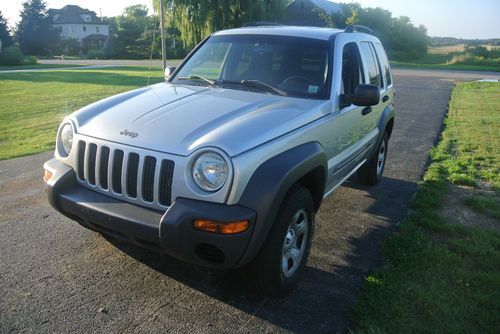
2 0 500 39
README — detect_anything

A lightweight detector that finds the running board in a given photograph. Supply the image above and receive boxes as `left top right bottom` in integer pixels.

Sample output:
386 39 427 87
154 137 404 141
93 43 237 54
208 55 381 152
323 159 367 199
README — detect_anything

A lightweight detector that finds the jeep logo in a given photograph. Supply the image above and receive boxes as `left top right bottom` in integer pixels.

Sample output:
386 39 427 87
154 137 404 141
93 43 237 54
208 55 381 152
120 129 139 138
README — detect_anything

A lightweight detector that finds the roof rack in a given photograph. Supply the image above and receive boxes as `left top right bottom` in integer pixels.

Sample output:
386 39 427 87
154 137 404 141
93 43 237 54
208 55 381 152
242 21 283 27
344 24 374 35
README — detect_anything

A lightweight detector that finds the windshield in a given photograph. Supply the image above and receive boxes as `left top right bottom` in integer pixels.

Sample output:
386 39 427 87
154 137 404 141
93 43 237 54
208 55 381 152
172 34 332 99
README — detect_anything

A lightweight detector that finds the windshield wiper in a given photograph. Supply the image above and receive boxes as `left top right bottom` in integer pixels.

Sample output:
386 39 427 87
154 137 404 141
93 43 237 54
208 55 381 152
220 79 286 96
177 75 219 87
240 80 287 96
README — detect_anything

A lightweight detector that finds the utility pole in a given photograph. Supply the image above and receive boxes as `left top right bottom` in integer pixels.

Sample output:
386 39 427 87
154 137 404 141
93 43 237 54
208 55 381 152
160 0 167 72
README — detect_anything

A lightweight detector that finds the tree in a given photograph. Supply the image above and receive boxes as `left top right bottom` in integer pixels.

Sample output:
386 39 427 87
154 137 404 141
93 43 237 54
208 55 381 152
0 10 14 48
154 0 289 49
330 3 428 59
15 0 59 55
105 5 159 59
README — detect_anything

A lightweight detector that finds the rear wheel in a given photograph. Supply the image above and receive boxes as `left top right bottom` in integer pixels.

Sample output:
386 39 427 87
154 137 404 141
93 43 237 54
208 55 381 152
357 132 388 185
244 185 314 295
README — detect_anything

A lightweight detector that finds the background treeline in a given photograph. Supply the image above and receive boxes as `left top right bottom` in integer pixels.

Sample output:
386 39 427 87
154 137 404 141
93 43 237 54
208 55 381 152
1 0 499 64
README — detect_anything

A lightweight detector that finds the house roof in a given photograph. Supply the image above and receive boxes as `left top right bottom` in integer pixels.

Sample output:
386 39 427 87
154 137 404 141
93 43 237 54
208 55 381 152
48 5 106 25
308 0 343 15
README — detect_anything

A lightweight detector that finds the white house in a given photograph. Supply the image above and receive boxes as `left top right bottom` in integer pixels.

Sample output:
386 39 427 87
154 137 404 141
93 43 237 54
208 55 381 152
48 5 109 49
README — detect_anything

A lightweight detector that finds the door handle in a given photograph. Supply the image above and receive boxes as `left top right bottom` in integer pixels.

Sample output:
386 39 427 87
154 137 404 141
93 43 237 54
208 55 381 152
362 107 372 115
382 95 389 102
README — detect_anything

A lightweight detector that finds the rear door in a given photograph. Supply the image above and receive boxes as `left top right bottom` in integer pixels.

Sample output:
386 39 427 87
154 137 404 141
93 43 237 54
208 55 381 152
358 41 385 139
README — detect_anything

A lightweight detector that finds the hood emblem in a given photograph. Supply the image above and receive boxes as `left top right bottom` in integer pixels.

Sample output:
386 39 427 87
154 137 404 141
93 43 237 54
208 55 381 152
120 129 139 138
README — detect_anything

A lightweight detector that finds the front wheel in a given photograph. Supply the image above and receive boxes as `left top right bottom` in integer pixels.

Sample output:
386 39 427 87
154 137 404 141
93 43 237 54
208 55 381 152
244 185 314 295
357 132 389 185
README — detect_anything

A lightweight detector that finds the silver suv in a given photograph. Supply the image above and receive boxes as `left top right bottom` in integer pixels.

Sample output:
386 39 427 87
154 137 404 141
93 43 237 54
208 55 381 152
44 25 395 294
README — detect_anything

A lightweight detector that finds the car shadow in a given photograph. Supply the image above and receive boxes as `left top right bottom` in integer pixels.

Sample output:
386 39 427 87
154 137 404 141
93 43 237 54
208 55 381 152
103 175 416 333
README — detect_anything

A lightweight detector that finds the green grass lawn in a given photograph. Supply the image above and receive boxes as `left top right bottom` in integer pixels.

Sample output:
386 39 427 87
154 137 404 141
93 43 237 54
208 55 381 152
352 82 500 333
0 66 163 160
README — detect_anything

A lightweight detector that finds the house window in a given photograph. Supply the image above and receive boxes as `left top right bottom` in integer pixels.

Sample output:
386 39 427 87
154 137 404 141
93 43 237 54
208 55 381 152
96 26 100 33
83 26 86 32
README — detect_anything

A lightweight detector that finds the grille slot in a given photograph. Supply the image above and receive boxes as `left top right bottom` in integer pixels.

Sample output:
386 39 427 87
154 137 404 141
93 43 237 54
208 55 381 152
142 156 156 202
99 146 110 189
77 141 86 180
75 140 174 209
87 143 97 185
112 150 124 194
159 159 174 206
195 243 225 264
126 153 139 198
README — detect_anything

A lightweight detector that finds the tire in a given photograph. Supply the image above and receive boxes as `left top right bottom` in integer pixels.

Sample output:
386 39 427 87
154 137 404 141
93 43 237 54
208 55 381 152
244 185 315 295
357 132 389 186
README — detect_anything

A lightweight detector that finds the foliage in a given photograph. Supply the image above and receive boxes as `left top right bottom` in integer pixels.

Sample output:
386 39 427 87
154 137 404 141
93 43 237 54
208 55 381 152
103 5 188 59
58 37 81 56
105 5 161 59
24 55 38 64
352 82 500 333
331 3 428 59
154 0 289 49
15 0 60 56
0 10 14 48
0 46 24 65
0 66 163 160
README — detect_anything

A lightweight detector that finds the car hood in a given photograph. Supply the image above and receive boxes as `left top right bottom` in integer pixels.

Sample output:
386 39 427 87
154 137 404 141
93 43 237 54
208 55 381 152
72 82 329 157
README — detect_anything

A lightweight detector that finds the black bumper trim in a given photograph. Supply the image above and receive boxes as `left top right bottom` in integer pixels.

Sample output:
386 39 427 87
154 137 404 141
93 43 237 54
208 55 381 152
45 159 257 269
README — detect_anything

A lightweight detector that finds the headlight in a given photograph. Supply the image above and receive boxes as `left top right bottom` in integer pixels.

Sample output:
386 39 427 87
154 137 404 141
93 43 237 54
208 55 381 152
59 123 74 156
192 152 228 191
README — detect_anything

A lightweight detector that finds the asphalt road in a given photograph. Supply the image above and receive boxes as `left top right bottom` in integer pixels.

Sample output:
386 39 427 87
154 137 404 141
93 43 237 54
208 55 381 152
0 69 498 333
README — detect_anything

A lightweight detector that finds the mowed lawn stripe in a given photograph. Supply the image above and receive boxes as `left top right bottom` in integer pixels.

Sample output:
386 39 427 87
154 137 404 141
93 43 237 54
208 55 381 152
0 66 162 160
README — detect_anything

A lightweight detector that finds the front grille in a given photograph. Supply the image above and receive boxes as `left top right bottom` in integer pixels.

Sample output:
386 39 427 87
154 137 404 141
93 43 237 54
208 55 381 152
76 140 174 208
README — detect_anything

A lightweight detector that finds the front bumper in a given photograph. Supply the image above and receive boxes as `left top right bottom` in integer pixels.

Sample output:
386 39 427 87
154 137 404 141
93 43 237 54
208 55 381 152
44 159 256 269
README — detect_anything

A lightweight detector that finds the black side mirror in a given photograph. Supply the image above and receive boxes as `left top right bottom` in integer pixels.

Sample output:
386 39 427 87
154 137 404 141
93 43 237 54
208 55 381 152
164 66 176 80
345 84 380 106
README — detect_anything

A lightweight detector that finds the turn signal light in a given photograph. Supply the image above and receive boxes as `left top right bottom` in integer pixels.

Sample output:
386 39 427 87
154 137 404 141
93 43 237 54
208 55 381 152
194 219 249 234
43 169 53 182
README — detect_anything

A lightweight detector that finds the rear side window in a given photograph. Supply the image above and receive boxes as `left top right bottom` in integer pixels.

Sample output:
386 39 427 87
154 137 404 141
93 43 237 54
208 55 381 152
360 42 382 87
374 43 392 87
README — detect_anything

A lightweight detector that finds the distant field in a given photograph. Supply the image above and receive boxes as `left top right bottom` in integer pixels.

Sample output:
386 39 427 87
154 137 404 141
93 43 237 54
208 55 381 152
428 44 466 54
0 66 163 160
393 43 500 72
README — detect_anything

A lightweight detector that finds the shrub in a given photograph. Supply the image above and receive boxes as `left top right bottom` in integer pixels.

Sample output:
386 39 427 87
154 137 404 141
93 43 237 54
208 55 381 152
0 46 24 65
23 55 38 65
86 50 105 59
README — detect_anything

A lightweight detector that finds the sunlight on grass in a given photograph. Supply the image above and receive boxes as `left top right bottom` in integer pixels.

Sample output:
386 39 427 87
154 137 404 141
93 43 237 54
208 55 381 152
352 82 500 333
0 66 162 160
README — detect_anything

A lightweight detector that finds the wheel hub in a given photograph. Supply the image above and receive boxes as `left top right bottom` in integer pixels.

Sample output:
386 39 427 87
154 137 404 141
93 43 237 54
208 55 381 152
281 209 309 278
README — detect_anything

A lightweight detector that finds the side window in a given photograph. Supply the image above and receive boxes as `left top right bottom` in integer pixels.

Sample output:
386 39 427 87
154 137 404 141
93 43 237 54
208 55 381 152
360 42 382 87
374 43 392 87
341 42 364 102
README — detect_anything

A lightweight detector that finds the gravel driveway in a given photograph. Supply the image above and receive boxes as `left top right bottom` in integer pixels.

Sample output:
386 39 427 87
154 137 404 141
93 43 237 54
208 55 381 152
0 69 498 333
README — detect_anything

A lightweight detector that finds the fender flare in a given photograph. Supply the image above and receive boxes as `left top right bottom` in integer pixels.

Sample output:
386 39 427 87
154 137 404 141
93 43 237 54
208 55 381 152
236 142 327 266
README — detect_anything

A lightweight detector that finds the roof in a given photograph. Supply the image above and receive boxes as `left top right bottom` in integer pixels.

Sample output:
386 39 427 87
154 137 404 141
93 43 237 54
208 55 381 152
309 0 343 15
48 5 106 25
214 26 344 41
